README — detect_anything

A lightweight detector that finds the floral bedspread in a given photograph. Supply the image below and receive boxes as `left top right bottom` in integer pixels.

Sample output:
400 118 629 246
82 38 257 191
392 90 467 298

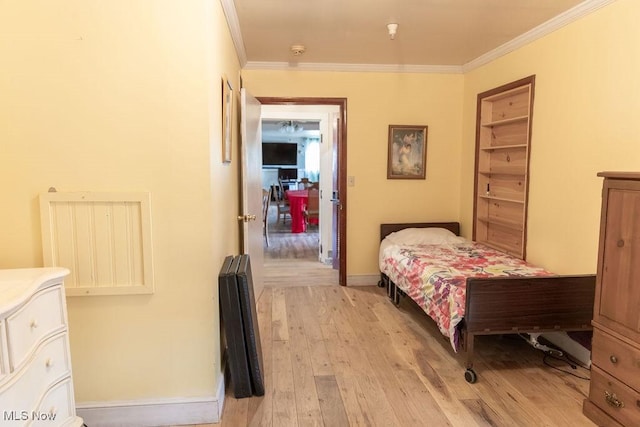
380 241 552 351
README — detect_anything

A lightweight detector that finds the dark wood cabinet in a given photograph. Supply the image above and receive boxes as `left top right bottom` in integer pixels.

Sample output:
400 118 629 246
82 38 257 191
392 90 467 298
583 172 640 427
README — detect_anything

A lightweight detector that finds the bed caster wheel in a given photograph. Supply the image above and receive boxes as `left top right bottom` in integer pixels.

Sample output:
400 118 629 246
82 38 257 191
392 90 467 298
377 280 384 288
464 368 477 384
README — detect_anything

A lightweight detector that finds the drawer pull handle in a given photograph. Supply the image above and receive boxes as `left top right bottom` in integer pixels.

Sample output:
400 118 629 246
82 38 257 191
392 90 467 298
45 358 54 368
605 391 624 408
610 355 618 364
30 319 38 329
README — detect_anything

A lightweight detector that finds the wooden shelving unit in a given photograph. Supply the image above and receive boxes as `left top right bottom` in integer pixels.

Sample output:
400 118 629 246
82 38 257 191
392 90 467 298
473 76 535 259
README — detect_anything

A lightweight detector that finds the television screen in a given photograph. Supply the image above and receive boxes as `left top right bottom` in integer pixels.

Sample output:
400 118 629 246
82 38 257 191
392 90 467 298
262 143 297 166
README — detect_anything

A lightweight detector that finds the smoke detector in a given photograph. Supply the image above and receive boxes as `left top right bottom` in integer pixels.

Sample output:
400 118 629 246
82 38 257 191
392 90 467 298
290 44 306 56
387 23 398 40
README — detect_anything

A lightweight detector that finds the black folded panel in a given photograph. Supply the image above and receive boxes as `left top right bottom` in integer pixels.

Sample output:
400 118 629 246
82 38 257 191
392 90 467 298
218 255 252 398
235 254 265 396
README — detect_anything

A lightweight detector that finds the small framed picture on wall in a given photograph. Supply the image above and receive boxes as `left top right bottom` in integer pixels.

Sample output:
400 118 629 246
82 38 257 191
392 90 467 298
387 125 428 179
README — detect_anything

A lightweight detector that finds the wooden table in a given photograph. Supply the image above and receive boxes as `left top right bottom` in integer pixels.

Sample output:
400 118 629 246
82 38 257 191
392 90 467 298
285 189 318 233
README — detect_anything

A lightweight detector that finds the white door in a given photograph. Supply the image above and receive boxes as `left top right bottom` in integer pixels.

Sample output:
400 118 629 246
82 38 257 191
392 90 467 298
239 88 264 300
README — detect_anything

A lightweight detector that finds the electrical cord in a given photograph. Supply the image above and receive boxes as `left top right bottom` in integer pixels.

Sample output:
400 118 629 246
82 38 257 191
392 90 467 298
542 351 591 380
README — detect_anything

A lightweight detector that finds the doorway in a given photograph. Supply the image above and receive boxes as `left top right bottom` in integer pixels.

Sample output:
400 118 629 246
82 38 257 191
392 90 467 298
258 98 347 286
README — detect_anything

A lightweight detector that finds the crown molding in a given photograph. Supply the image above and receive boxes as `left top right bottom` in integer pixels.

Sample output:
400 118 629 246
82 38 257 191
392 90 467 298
220 0 247 66
462 0 618 72
223 0 617 74
244 61 463 74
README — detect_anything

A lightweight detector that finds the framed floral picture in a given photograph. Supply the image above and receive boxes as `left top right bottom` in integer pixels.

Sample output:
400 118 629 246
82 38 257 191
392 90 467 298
222 76 233 163
387 125 428 179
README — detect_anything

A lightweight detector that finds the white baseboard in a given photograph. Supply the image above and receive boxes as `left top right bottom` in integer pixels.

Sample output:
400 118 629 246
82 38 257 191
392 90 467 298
77 375 226 427
347 274 381 287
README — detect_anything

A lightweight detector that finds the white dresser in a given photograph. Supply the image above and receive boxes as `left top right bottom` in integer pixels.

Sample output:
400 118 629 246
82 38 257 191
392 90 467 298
0 268 83 427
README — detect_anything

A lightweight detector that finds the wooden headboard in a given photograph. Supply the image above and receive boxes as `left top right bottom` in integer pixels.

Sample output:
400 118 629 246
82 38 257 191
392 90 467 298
380 222 461 242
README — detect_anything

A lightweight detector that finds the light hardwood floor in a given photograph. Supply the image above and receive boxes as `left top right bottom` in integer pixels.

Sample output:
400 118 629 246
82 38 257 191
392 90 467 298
200 208 595 426
263 204 338 288
216 284 595 426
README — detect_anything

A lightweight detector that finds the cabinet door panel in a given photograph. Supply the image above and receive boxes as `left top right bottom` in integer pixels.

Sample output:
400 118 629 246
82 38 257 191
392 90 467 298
600 188 640 334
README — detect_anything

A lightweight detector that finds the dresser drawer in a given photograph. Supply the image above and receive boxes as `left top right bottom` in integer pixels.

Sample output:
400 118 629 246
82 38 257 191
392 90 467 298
6 285 65 371
590 366 640 427
0 333 71 413
32 378 77 427
593 328 640 392
0 319 7 380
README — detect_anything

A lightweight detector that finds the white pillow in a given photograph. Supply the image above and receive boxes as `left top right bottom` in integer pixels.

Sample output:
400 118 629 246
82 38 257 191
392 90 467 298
385 227 465 245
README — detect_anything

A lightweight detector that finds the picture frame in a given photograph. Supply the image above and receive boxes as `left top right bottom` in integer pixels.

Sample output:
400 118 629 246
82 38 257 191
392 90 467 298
222 76 233 163
387 125 428 179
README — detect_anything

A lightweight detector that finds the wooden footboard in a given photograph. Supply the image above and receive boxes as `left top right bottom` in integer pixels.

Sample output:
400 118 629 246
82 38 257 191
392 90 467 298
464 275 595 334
462 274 596 381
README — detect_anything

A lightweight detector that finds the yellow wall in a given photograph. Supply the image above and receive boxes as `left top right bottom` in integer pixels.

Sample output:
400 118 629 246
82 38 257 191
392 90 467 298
242 70 464 275
461 0 640 274
0 0 241 401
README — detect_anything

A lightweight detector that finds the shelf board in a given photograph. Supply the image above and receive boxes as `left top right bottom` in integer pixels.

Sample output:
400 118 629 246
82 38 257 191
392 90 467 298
478 195 525 204
482 84 530 102
481 115 528 127
478 170 526 176
480 144 528 152
477 216 524 231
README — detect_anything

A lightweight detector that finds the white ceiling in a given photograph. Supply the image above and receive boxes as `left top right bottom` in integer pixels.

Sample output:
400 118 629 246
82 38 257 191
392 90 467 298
223 0 615 72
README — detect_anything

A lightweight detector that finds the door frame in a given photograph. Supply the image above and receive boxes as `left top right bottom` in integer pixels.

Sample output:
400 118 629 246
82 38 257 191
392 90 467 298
257 97 347 286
